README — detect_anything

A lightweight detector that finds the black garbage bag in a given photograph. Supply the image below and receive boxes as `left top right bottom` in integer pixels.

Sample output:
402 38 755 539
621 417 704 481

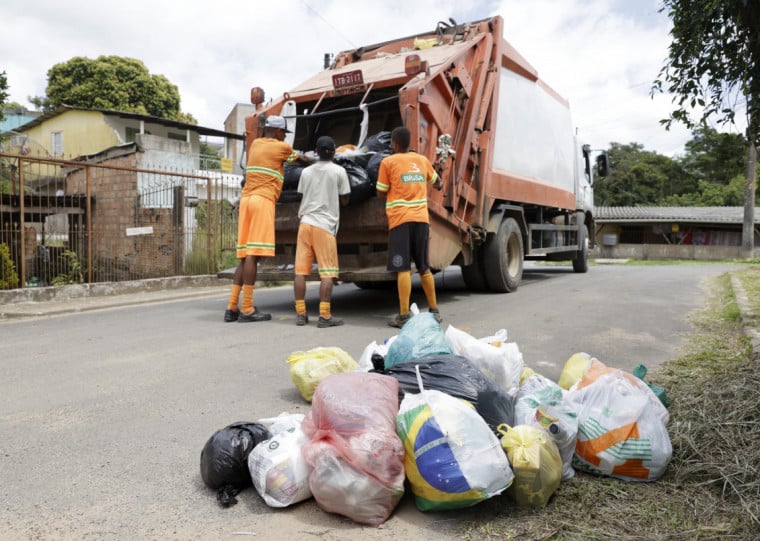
200 421 270 507
366 150 391 184
371 354 515 434
339 160 376 206
278 163 306 203
278 190 302 203
362 131 392 153
353 131 392 169
283 163 305 191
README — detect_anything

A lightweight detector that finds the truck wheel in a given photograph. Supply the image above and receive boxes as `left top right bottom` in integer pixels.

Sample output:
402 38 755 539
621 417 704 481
484 217 523 293
572 225 589 273
460 249 489 291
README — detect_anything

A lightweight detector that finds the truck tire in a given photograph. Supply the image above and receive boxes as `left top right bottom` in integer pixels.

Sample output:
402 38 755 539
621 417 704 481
484 217 523 293
460 250 489 291
572 224 589 273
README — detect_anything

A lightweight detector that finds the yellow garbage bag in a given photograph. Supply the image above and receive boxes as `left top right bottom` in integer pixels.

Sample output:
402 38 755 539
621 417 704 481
413 37 438 50
286 347 358 402
498 424 562 508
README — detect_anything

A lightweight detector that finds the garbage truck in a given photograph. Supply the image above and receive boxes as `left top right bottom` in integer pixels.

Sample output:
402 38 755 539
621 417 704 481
240 15 607 292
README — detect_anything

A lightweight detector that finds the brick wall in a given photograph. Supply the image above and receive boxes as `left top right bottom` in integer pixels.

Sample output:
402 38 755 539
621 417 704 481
65 152 186 279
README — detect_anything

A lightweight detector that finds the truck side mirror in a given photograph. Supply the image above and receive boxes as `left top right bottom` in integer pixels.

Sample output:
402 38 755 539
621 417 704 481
596 153 610 178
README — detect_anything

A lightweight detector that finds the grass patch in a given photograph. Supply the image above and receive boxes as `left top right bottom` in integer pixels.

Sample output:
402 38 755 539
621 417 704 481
458 268 760 540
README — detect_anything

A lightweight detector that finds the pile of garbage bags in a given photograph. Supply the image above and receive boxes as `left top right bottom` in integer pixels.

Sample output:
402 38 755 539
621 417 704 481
280 131 392 205
200 307 672 525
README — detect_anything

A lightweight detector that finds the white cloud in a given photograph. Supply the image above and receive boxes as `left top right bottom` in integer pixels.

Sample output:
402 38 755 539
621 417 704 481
1 0 746 157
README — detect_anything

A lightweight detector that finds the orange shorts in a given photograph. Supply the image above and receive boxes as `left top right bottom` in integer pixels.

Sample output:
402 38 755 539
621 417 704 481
236 194 275 258
295 222 339 278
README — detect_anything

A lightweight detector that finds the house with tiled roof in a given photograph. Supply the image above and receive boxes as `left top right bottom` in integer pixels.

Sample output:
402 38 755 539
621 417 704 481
593 206 759 260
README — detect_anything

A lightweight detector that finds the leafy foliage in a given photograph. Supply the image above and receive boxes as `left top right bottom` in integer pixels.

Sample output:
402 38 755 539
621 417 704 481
0 242 19 289
594 142 696 206
661 174 747 206
199 142 221 170
51 250 84 286
595 127 758 207
654 1 759 251
0 70 8 125
682 125 748 184
654 0 760 145
31 56 197 123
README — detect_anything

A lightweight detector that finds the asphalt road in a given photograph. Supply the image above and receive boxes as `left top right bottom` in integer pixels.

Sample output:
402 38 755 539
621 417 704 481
0 262 741 540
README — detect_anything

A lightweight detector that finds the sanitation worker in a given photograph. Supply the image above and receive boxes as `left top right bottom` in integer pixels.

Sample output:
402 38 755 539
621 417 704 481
293 135 351 328
376 126 443 328
224 115 312 323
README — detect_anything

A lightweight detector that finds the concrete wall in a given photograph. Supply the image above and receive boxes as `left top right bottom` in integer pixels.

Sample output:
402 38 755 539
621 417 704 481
593 243 756 260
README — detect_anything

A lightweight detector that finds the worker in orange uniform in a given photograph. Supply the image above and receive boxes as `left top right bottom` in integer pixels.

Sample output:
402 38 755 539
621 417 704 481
376 126 443 328
224 115 313 323
293 136 351 328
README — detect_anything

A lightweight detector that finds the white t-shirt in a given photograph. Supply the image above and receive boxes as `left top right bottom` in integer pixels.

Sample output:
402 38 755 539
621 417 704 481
297 161 351 236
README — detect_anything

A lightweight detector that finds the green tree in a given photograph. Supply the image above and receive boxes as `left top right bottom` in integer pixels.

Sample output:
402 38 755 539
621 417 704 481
0 70 9 124
661 174 746 206
30 56 197 123
199 142 221 170
654 0 759 255
594 142 695 206
682 125 747 184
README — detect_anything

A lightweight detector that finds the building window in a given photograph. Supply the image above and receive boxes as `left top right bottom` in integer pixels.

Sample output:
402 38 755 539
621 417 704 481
167 132 186 142
51 131 64 156
126 126 152 142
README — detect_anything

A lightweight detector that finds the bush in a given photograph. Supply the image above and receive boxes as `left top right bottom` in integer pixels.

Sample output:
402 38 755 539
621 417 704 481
0 243 19 289
51 250 84 285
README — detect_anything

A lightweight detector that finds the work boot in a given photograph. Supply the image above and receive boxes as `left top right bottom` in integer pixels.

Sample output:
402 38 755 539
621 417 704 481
296 313 309 326
388 313 411 328
317 316 344 328
238 308 272 323
223 309 239 322
429 307 442 324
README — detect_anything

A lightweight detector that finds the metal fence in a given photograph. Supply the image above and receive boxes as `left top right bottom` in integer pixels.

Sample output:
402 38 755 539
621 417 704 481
0 151 241 289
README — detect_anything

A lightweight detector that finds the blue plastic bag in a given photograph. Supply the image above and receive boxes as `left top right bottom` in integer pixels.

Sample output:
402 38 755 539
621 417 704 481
383 312 451 368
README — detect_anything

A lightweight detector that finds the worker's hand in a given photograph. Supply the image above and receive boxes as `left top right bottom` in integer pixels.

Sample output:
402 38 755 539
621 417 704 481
434 179 443 191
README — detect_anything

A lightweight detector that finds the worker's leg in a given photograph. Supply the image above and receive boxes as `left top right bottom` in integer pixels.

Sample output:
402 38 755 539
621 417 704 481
227 261 243 311
294 224 314 319
318 278 334 319
241 255 258 314
311 225 342 326
225 196 254 321
238 196 274 321
397 271 412 315
411 222 440 315
387 223 412 315
419 270 438 310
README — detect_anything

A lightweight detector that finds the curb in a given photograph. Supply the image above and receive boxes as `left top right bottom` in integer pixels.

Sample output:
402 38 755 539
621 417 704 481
730 273 760 361
0 275 232 320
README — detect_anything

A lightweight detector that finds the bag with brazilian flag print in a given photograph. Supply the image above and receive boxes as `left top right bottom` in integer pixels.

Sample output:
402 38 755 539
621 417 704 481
395 367 514 511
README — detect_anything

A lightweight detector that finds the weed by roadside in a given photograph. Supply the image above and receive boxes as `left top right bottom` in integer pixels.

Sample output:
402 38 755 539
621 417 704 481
459 267 760 541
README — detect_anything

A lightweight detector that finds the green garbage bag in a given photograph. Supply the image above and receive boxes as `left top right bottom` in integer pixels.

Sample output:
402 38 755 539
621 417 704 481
632 364 670 408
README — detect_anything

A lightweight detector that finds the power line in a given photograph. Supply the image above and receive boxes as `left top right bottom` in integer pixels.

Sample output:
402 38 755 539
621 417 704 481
300 0 358 49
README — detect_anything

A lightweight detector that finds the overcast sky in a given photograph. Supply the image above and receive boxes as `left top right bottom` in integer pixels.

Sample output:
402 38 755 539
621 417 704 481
1 0 745 157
